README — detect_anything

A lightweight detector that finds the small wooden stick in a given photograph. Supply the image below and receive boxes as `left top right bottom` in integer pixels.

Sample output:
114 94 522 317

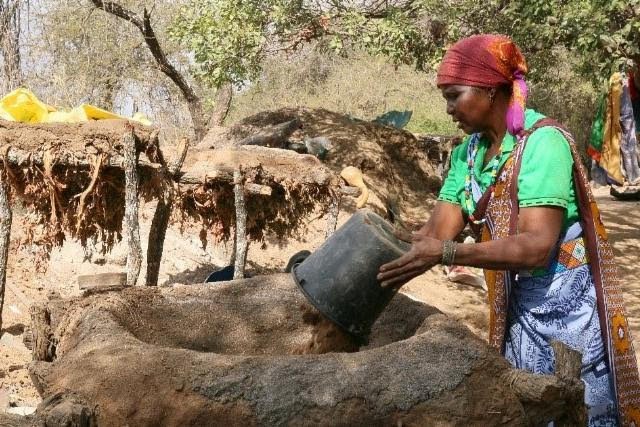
123 126 142 287
0 169 11 335
233 169 248 280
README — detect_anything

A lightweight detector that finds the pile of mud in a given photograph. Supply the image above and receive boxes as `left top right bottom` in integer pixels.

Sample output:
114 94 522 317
201 108 443 226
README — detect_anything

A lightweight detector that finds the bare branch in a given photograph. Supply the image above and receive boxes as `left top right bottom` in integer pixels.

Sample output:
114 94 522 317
90 0 207 141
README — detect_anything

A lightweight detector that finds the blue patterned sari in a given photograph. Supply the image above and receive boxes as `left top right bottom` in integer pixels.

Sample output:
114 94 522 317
503 224 618 425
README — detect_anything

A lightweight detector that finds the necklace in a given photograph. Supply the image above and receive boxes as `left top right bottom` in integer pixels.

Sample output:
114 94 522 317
464 134 503 224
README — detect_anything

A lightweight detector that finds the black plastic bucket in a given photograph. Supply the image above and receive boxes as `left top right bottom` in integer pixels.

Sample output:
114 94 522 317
292 209 411 343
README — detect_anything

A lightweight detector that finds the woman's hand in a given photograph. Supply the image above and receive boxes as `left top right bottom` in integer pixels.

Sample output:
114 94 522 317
377 233 443 289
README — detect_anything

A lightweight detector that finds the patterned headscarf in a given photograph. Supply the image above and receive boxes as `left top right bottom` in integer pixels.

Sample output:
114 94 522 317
437 34 528 136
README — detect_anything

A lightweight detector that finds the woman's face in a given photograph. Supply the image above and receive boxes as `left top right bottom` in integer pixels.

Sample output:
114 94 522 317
440 85 493 134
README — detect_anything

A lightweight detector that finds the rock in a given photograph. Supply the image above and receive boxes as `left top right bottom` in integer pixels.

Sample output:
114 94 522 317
5 406 36 416
0 333 28 353
7 365 22 372
37 394 95 427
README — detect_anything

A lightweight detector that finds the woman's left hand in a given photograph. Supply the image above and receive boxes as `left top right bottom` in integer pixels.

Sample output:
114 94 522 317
377 233 443 288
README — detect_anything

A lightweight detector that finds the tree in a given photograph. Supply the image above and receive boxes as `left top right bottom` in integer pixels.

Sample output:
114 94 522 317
0 0 23 93
90 0 213 141
168 0 435 88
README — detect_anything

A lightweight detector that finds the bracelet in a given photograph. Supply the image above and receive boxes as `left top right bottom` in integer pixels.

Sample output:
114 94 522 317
441 240 458 266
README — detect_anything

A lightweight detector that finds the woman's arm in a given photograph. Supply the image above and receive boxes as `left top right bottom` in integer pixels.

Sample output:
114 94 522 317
415 201 467 240
376 201 466 287
378 205 564 288
452 206 563 270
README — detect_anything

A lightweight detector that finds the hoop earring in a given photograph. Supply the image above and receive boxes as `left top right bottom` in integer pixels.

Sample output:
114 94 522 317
488 89 496 104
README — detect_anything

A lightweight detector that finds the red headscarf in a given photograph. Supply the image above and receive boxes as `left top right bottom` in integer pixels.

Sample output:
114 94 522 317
437 34 528 136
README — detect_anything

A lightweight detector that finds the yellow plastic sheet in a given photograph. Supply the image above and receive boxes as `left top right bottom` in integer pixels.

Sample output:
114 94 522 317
0 88 151 125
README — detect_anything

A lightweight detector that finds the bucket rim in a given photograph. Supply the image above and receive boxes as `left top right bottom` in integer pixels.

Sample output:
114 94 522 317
362 211 411 256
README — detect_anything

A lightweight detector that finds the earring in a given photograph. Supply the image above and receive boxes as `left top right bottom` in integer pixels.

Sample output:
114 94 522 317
488 89 496 104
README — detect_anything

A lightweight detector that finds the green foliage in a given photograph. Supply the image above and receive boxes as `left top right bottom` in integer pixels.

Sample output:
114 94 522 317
501 0 640 82
169 0 309 87
169 1 431 88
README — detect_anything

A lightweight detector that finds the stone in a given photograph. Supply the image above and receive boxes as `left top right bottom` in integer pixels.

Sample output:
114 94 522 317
5 407 36 416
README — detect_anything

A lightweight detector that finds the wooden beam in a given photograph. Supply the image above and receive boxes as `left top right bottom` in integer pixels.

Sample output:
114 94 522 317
78 272 128 296
1 146 162 170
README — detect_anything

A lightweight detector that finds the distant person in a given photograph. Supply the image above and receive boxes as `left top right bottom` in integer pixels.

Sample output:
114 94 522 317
378 34 640 425
590 69 640 188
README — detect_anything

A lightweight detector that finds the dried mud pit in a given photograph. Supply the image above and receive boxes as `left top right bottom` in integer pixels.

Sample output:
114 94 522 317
28 274 576 426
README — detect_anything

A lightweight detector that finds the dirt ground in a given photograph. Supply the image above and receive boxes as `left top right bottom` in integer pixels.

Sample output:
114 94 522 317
0 183 638 415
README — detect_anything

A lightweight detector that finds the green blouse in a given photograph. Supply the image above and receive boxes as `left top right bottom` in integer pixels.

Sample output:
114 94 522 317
438 109 579 233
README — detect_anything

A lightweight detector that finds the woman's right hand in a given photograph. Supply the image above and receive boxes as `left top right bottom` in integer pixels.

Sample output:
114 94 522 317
377 232 443 289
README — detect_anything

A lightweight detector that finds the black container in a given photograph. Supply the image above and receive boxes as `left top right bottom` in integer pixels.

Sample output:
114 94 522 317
292 209 411 342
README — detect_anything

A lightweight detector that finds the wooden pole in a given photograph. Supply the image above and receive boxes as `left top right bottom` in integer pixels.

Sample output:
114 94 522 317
325 192 340 239
0 172 11 335
123 125 142 287
233 169 248 280
146 137 189 286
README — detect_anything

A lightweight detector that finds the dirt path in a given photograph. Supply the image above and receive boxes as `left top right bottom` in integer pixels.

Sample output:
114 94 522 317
0 186 639 414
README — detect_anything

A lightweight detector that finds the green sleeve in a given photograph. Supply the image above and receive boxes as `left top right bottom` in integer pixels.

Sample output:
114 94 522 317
437 140 468 206
517 127 574 209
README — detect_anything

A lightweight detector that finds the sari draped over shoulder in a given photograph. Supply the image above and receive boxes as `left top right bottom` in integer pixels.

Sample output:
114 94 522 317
471 118 640 425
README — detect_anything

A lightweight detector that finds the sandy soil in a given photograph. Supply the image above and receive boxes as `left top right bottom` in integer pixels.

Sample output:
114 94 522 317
0 185 638 415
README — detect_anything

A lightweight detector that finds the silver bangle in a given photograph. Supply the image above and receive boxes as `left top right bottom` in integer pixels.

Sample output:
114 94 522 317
441 240 458 266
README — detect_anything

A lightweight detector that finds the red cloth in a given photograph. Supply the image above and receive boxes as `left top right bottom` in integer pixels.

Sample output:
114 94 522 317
629 72 639 101
436 34 529 135
436 34 527 87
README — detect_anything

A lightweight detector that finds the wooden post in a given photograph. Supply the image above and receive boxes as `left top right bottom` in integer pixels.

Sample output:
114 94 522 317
123 126 142 287
233 169 248 280
325 192 340 239
146 137 189 286
0 173 11 335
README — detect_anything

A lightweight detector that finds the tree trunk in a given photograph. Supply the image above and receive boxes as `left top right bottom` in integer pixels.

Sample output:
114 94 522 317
208 82 233 127
123 126 142 287
145 137 189 286
0 1 22 94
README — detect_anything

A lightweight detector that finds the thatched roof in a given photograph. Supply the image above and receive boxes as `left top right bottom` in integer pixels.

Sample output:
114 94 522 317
0 120 163 266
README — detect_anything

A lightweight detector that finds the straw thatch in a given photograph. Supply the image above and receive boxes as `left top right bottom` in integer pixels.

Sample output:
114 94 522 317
176 145 339 244
0 119 162 267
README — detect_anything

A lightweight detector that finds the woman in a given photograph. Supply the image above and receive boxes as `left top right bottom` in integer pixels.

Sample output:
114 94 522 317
377 34 640 425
